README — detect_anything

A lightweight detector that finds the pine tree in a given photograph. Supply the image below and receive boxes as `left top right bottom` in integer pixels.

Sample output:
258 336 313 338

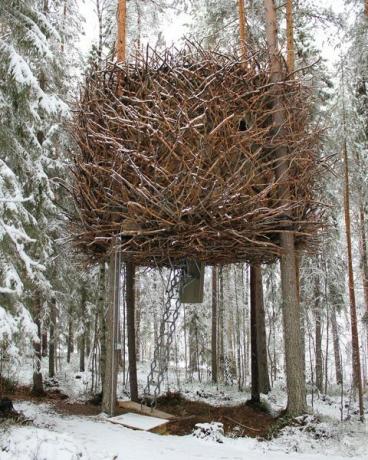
263 0 307 416
0 0 69 385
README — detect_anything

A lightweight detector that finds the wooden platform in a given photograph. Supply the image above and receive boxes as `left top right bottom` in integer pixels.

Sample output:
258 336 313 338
117 400 175 420
108 412 170 431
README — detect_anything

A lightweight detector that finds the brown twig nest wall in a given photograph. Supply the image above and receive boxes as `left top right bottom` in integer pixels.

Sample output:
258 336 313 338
70 44 322 266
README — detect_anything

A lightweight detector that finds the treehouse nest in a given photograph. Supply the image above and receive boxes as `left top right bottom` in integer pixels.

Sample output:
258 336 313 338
70 45 322 267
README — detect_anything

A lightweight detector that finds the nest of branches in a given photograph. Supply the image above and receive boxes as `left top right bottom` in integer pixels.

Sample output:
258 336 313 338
70 44 322 266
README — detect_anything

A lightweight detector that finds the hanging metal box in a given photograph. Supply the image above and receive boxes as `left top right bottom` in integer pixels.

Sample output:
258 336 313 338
179 260 205 304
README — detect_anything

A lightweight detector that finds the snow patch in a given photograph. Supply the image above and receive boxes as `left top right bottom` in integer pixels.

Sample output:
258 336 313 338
0 427 89 460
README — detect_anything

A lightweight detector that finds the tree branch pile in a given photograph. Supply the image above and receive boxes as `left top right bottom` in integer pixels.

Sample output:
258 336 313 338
70 44 323 266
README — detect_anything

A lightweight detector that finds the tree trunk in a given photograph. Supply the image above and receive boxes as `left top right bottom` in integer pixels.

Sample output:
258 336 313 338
211 266 218 384
342 136 364 419
314 272 323 393
79 285 87 373
234 266 243 390
79 335 85 372
102 239 121 415
85 321 91 358
135 272 141 361
340 57 364 416
49 297 56 378
296 252 306 378
226 299 236 382
359 202 368 317
67 316 73 364
360 203 368 389
330 305 343 384
255 266 271 394
126 261 138 402
250 264 271 402
189 310 197 378
32 292 45 396
286 0 295 72
122 266 127 386
101 0 126 416
217 265 225 382
195 320 201 382
244 265 250 384
324 306 330 394
237 0 247 61
263 0 306 416
183 304 188 381
96 0 103 64
250 265 260 403
280 234 306 414
41 331 48 357
117 0 126 61
97 263 106 389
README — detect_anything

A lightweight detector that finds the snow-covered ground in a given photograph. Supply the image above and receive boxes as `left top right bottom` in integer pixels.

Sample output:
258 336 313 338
2 356 367 460
1 395 367 460
0 399 367 460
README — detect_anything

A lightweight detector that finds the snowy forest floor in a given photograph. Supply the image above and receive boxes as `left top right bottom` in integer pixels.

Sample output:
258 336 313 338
1 357 368 459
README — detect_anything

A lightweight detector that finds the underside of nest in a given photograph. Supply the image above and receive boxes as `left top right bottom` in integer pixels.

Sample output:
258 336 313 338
70 44 322 267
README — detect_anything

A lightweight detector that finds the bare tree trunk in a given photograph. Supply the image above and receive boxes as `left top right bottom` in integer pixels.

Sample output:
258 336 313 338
330 305 343 384
79 286 87 373
250 264 271 402
126 261 138 402
237 0 247 60
32 292 45 396
211 266 218 384
49 297 56 378
135 271 141 361
79 336 85 372
342 137 364 419
102 0 126 415
122 266 127 387
296 252 306 378
218 266 225 381
263 0 306 416
269 269 278 384
359 203 368 305
95 0 104 65
97 263 106 391
117 0 126 61
195 322 201 382
226 302 237 381
183 304 188 381
102 239 122 415
255 266 271 394
324 306 330 394
314 268 323 393
250 265 260 403
85 321 91 358
234 266 243 390
135 0 142 50
189 311 197 378
340 58 364 417
41 331 48 357
358 203 368 363
67 316 73 364
243 265 250 384
286 0 295 72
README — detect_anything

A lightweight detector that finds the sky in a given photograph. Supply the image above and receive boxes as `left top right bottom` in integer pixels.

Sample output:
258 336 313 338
77 0 349 68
